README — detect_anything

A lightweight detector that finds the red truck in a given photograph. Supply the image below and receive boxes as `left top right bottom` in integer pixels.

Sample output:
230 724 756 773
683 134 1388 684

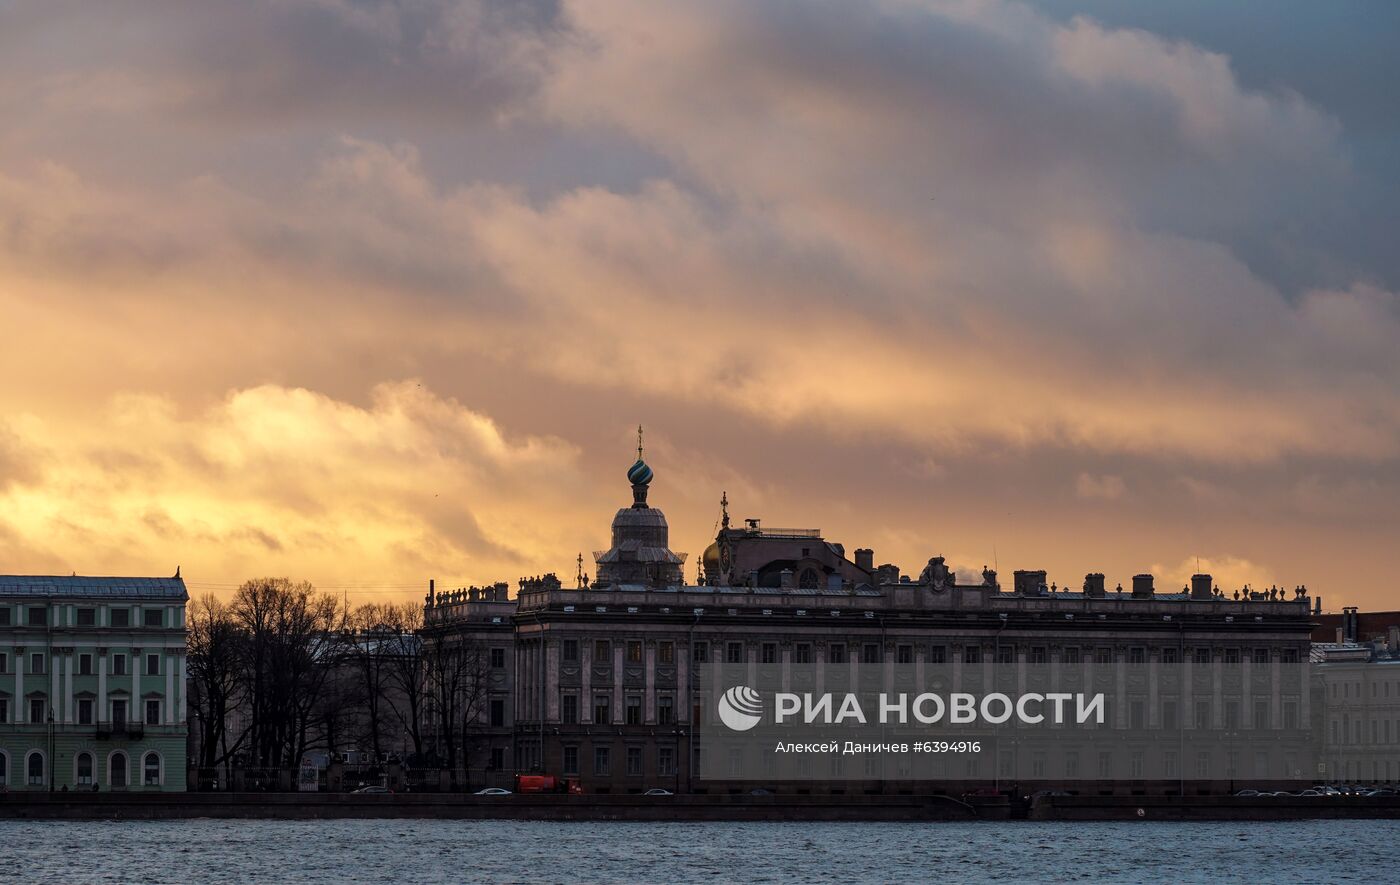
514 774 584 794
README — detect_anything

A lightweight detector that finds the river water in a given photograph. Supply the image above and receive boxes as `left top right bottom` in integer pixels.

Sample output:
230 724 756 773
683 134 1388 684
1 819 1393 883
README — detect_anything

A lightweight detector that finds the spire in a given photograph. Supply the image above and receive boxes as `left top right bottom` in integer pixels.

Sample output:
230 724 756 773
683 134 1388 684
626 424 653 507
720 490 730 530
576 552 585 589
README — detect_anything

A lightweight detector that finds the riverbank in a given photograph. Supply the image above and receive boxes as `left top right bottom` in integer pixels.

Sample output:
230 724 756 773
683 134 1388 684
4 792 1400 821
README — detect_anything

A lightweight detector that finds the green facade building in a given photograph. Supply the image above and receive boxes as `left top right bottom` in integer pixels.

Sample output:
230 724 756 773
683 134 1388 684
0 574 188 792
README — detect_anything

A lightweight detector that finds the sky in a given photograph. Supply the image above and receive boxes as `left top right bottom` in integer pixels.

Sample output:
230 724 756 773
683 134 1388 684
1 0 1397 609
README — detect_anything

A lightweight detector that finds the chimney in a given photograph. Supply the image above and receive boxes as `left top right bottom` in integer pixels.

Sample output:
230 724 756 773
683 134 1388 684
1314 596 1322 616
854 548 874 572
1190 573 1213 600
1013 570 1047 596
780 568 794 590
1083 573 1106 598
1343 606 1359 643
1132 573 1155 598
876 564 901 585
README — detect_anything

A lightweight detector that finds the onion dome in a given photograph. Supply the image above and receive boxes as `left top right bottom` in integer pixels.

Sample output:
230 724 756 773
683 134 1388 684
627 458 653 486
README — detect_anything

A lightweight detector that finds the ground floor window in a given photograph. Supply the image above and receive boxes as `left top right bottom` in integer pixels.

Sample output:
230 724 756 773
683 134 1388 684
626 746 643 776
144 752 161 786
109 751 128 787
77 752 94 785
562 746 579 775
26 751 44 786
0 751 7 785
594 746 610 776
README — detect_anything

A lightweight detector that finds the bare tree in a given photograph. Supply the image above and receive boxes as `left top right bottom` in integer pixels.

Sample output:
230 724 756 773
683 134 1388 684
423 630 490 788
187 593 249 784
231 578 345 769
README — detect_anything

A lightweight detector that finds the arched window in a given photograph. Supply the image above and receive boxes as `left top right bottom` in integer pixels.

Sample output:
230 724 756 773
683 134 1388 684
143 752 162 787
76 752 94 786
0 751 8 786
109 751 128 788
798 568 819 590
26 751 45 786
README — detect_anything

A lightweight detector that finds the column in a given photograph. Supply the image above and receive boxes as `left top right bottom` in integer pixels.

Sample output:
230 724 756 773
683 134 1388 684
131 647 140 720
177 652 187 723
64 653 74 723
165 649 176 725
580 640 593 723
97 653 107 723
644 642 656 724
15 648 24 720
545 640 560 722
612 642 624 725
51 652 60 720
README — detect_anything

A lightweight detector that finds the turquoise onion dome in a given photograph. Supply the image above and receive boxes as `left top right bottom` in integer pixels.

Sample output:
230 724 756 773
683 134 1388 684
627 458 653 486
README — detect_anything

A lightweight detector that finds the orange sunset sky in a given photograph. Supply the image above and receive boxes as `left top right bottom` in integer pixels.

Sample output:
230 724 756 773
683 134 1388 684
2 1 1398 610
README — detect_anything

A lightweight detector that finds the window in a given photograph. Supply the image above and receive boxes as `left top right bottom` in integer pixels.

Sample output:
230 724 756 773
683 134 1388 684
142 699 160 726
928 645 947 664
489 698 505 728
658 746 675 776
78 698 94 725
112 654 127 676
1253 648 1269 665
110 752 128 787
1094 648 1111 665
726 642 743 664
79 654 93 676
0 607 9 626
1224 648 1241 664
77 608 96 627
143 752 161 786
593 747 610 776
962 646 979 664
594 640 611 662
761 642 777 664
1194 700 1210 730
658 695 674 726
1162 700 1178 731
657 642 674 665
27 751 44 786
625 696 642 726
489 748 505 771
112 699 128 725
563 746 579 775
146 654 161 676
30 698 46 723
28 606 48 627
862 644 880 664
794 643 812 664
1161 647 1179 665
1193 648 1211 665
143 609 163 628
897 644 913 664
0 698 7 723
1029 646 1047 664
626 641 642 664
1062 647 1080 664
30 653 45 675
798 569 819 590
594 694 610 724
626 746 643 776
562 694 579 724
1128 648 1146 665
1130 700 1145 729
76 752 94 785
0 652 7 673
829 644 847 664
562 639 579 662
111 608 130 627
692 641 709 663
996 646 1014 665
1281 648 1299 664
488 647 505 669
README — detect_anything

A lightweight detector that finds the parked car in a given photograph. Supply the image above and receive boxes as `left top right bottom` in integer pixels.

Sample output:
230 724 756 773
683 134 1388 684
351 785 390 794
475 787 512 796
1234 789 1260 797
643 788 675 796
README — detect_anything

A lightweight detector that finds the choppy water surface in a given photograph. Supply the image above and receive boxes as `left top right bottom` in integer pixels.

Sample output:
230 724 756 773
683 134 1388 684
1 819 1394 883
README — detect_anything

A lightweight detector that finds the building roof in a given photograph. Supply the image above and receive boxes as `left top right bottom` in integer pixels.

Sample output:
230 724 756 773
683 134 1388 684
0 574 188 599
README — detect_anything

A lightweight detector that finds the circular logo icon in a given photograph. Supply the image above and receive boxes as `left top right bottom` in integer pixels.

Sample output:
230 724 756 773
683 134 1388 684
717 685 764 731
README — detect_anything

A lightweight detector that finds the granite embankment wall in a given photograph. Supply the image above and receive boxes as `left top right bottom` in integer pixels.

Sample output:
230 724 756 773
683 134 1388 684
3 792 1398 821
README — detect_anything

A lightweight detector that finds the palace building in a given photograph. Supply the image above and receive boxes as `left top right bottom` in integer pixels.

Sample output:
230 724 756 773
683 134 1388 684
0 574 188 792
423 446 1320 794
